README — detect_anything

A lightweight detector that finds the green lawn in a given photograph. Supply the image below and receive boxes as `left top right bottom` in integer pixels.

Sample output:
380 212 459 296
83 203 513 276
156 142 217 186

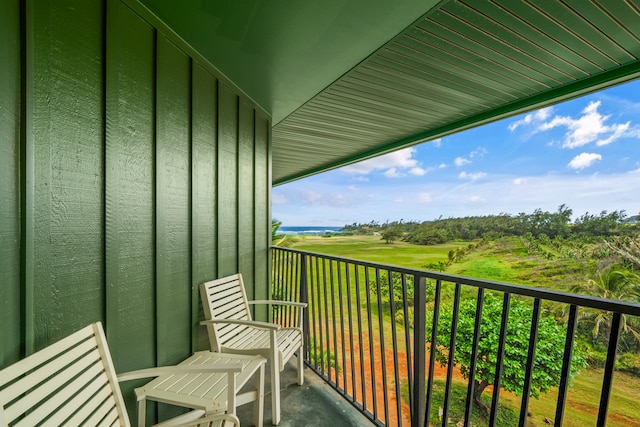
292 234 587 292
498 367 640 426
291 234 469 267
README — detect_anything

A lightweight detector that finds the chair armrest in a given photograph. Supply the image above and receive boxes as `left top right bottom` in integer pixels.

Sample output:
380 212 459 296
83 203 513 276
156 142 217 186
249 299 307 308
116 364 243 383
200 318 280 331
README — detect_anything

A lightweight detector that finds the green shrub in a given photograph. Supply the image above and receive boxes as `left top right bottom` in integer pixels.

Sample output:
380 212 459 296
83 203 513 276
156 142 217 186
618 352 640 375
308 338 339 372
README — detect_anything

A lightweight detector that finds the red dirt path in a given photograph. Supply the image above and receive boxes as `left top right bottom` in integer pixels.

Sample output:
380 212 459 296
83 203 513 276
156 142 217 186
325 339 465 427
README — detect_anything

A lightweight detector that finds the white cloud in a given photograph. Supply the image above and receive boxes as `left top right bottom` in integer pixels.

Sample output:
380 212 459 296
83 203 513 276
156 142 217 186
540 101 631 148
459 171 487 180
438 163 447 169
348 185 358 191
568 152 602 170
513 178 525 185
384 167 402 178
418 192 432 203
301 190 322 203
353 176 369 182
430 138 442 147
272 193 288 204
292 189 355 208
341 147 418 174
470 147 487 158
596 122 630 146
455 157 471 166
409 167 427 176
508 107 553 131
272 171 640 226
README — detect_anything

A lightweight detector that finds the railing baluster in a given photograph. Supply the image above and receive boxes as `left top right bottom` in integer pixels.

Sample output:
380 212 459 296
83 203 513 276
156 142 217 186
364 267 377 419
597 311 622 427
337 261 347 394
354 265 366 407
519 298 541 427
402 274 413 424
279 249 285 324
442 283 461 427
318 257 331 374
389 272 402 426
300 253 309 363
489 292 510 427
412 275 426 427
272 249 281 323
274 249 289 325
325 260 334 381
463 287 484 427
346 263 356 400
293 252 301 327
425 279 441 427
287 248 293 324
329 259 339 384
309 256 319 369
555 304 577 427
375 268 390 426
276 247 289 325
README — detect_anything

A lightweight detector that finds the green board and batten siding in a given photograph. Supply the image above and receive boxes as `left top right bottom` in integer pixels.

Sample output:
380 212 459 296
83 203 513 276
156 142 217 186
0 0 23 369
1 0 271 421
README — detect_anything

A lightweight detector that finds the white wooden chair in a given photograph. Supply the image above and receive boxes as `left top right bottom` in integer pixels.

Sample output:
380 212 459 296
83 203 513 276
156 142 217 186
200 273 306 425
0 322 241 427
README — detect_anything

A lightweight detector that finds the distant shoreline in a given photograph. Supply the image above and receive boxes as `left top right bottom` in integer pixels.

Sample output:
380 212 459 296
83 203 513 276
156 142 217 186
279 226 343 235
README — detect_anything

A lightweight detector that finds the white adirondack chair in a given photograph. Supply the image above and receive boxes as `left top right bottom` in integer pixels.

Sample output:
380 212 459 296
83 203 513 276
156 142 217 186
200 274 306 425
0 322 241 427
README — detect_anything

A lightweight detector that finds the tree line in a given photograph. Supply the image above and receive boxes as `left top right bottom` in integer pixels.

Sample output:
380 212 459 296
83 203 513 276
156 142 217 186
343 205 638 245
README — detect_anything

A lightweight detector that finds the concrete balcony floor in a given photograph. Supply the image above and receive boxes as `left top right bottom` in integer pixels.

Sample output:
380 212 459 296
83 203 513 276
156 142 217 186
236 356 373 426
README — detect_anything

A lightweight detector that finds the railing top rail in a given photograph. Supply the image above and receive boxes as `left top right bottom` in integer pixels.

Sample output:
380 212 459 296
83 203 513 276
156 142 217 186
272 246 640 317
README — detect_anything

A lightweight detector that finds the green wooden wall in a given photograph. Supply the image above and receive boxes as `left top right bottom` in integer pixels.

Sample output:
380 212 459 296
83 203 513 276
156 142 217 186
0 0 271 421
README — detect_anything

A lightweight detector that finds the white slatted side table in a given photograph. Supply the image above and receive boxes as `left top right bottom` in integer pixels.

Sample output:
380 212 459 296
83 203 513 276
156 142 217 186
135 352 266 427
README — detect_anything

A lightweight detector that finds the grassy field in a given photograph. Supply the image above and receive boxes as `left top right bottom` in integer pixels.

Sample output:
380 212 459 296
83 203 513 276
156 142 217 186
292 234 587 291
287 234 640 426
291 234 468 268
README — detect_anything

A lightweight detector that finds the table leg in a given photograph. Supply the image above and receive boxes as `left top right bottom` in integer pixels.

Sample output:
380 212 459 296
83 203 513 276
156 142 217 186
137 399 146 427
253 363 265 426
227 372 237 416
270 355 280 425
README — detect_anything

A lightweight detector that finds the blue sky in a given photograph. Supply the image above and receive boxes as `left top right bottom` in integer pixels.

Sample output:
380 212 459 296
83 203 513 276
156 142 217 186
273 80 640 227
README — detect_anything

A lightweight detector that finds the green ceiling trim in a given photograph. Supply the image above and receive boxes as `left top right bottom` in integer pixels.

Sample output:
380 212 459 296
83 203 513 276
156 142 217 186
274 62 640 186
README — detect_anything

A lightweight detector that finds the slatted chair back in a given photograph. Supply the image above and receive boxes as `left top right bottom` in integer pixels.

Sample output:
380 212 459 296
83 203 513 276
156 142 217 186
0 323 129 427
200 273 253 352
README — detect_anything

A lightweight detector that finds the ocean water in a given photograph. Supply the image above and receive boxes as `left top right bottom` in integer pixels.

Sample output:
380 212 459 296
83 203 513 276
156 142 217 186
279 226 343 235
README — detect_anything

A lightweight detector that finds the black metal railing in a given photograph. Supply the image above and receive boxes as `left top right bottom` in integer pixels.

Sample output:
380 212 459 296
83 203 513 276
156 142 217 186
271 246 640 427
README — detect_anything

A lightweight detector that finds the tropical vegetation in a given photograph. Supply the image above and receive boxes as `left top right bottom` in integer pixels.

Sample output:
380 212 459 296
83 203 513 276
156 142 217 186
430 295 586 414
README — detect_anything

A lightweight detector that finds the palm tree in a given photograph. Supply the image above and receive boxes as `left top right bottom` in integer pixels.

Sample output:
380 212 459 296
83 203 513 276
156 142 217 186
272 219 283 241
605 236 640 270
570 265 640 345
272 219 297 247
